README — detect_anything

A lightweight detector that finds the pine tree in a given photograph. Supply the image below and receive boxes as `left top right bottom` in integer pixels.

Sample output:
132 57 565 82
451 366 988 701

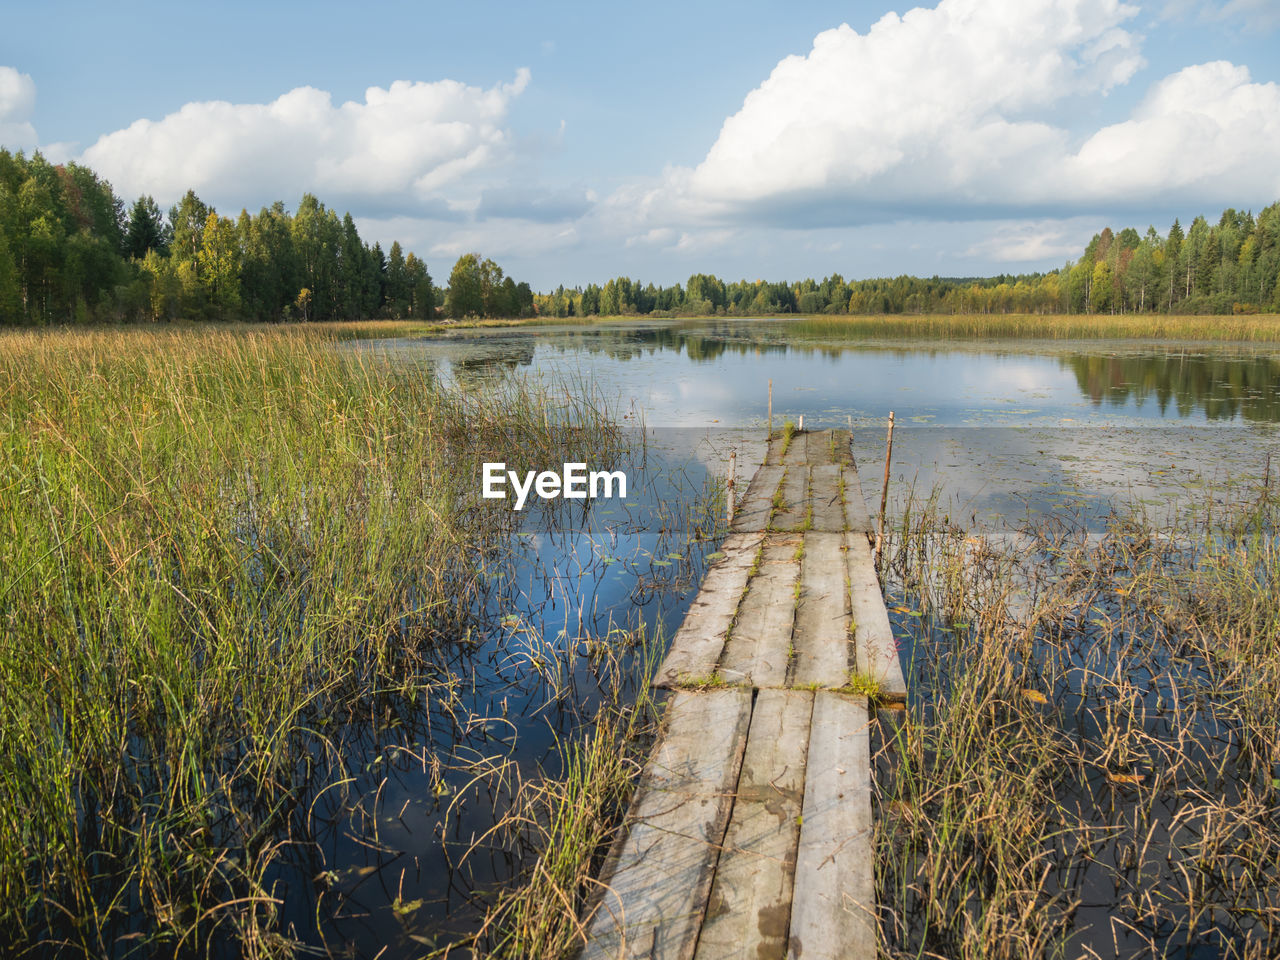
124 196 167 259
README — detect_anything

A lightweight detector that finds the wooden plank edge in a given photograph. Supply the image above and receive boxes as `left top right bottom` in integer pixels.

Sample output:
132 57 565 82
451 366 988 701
579 688 754 960
844 532 907 700
653 532 764 688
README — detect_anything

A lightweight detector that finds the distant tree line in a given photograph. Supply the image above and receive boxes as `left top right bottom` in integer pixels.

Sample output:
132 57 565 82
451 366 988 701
537 203 1280 318
0 149 535 325
2 147 1278 325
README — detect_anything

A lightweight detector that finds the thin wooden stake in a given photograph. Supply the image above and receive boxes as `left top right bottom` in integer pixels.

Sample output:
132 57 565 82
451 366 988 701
727 451 737 524
874 411 895 570
767 379 773 439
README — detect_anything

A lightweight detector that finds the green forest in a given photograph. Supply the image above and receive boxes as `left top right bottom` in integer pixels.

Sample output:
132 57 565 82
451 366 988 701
1 147 1278 325
0 149 532 325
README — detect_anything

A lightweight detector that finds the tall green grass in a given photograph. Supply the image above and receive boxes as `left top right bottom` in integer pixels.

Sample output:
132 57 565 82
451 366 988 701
0 326 619 957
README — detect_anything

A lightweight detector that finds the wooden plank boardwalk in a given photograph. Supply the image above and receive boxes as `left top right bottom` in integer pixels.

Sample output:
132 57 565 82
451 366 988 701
580 428 904 960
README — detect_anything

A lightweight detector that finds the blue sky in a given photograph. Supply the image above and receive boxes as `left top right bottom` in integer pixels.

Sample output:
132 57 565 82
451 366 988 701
3 0 1279 288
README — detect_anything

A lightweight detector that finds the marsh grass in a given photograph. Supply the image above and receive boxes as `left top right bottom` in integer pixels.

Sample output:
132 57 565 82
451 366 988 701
304 312 1280 349
791 312 1280 342
873 483 1280 958
0 326 624 957
445 624 666 960
309 316 610 342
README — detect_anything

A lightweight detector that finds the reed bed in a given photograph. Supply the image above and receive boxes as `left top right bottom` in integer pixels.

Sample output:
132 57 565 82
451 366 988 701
278 313 1280 344
445 624 665 960
309 316 607 342
0 326 624 957
791 313 1280 342
874 483 1280 958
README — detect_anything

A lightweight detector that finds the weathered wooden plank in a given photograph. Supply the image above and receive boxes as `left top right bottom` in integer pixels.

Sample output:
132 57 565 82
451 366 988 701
792 532 852 687
732 465 784 533
822 429 850 466
719 541 798 688
804 429 833 466
787 692 876 960
654 532 763 687
771 466 810 532
830 429 854 466
766 435 786 466
781 431 809 466
695 689 814 960
841 465 874 535
582 689 753 960
845 532 906 699
808 465 846 533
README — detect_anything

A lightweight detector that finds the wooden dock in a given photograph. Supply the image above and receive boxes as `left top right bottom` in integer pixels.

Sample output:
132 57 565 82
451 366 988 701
579 428 905 960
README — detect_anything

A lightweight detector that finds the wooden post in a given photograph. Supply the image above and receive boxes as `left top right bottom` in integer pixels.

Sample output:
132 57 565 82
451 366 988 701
798 414 804 432
767 379 773 438
873 411 895 571
727 451 737 524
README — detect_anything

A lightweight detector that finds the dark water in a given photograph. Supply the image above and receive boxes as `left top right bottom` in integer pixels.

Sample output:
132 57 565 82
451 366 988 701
311 320 1280 957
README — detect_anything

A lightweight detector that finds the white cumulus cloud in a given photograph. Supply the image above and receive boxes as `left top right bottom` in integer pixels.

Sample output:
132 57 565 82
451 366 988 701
1066 61 1280 201
0 67 38 151
641 0 1280 228
686 0 1145 215
81 70 531 209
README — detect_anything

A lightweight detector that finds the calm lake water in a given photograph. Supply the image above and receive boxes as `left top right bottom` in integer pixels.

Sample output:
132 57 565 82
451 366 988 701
407 318 1280 425
304 320 1280 958
379 318 1280 529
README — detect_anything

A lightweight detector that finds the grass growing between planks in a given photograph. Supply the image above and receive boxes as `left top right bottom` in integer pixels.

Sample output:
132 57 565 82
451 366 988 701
790 312 1280 342
0 325 625 957
872 485 1280 959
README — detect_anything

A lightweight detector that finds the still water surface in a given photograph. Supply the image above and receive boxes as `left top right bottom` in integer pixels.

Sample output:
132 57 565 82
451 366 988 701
413 318 1280 426
391 318 1280 529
